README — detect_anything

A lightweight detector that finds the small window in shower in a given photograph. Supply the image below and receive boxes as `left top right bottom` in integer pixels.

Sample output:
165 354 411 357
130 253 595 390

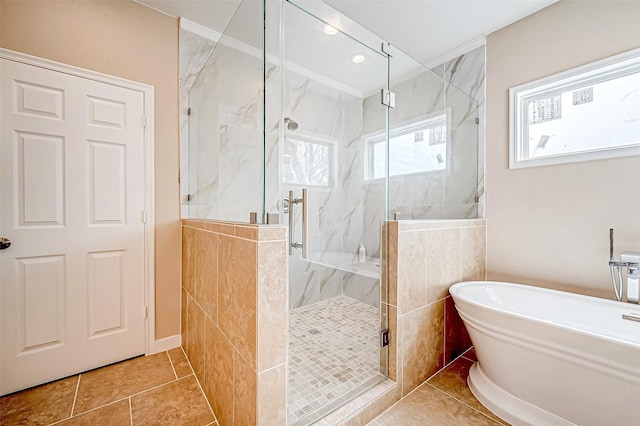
365 114 449 180
510 47 640 169
283 136 334 187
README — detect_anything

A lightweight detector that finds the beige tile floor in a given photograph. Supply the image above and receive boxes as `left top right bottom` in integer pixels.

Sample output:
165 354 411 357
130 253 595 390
0 349 216 426
2 347 508 426
370 348 510 426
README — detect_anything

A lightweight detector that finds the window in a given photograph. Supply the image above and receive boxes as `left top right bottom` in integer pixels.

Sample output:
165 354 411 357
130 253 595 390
509 48 640 169
283 136 334 187
366 114 449 180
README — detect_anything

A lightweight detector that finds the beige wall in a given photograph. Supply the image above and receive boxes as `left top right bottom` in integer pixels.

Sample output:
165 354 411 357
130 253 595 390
0 1 181 338
486 0 640 296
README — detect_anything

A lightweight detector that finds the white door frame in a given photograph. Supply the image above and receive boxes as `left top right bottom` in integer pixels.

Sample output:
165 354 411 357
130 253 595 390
0 48 157 355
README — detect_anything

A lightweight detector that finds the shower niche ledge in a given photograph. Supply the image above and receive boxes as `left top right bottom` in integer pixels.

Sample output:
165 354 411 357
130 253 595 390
307 251 380 279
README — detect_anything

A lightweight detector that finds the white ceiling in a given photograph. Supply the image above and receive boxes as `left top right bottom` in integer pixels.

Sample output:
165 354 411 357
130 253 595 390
138 0 556 66
323 0 557 65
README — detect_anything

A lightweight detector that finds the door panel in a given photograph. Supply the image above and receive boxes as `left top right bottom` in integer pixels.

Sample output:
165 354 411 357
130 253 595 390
16 80 65 120
1 58 147 395
89 141 125 224
18 254 66 351
17 131 65 226
87 250 126 337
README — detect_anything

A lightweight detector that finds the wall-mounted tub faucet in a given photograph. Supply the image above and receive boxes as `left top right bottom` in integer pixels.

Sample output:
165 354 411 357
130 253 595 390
608 228 640 303
621 253 640 303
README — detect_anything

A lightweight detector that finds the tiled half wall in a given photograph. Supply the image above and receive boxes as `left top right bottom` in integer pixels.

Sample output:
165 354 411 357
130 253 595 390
181 220 288 425
386 219 486 396
180 218 486 425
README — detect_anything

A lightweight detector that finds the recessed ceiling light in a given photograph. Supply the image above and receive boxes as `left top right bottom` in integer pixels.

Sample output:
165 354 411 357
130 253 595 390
324 25 338 35
351 54 366 64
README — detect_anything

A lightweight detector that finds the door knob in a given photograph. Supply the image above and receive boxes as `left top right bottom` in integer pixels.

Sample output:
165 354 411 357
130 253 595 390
0 238 11 250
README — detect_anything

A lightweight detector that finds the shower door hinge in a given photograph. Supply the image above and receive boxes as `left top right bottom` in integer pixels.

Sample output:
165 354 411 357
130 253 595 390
381 42 393 57
380 329 391 347
188 107 192 116
475 117 480 124
381 89 396 108
475 196 480 203
143 305 148 319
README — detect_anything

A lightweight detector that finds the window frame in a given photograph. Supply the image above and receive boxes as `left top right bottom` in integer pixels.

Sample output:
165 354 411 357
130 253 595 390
509 47 640 169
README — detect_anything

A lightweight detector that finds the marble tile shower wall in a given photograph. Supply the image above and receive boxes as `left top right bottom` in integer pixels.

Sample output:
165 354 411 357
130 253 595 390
385 219 486 396
181 220 288 425
284 72 380 310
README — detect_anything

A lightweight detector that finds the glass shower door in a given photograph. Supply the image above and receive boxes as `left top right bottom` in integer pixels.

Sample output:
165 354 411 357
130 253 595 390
281 1 389 424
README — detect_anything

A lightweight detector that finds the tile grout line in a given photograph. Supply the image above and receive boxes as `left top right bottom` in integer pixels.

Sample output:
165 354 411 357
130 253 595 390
178 345 217 422
374 379 424 422
191 370 216 421
200 326 213 417
424 382 504 425
57 376 184 423
70 374 81 417
129 397 133 426
257 361 287 375
179 345 194 375
185 225 274 244
42 359 192 425
166 350 179 380
48 396 130 426
80 358 184 415
127 376 181 400
398 294 450 317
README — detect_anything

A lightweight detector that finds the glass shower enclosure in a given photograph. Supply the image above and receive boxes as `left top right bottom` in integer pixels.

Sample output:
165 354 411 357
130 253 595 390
281 3 389 423
185 0 479 423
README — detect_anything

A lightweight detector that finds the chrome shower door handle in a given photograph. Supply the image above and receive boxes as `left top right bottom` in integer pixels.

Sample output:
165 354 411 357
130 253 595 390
301 188 308 260
288 190 295 256
286 189 308 259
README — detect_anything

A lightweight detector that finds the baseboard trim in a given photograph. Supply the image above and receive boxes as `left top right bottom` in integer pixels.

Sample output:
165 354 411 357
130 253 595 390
149 334 181 354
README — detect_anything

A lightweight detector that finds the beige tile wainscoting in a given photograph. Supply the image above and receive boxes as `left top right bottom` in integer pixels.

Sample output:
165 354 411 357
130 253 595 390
385 219 486 396
181 220 288 425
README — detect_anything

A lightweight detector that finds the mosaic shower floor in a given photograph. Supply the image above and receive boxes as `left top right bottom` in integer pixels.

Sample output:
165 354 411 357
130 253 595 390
288 296 385 425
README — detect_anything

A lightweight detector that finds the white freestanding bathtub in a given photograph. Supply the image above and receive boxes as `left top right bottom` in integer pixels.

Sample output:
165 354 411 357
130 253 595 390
450 281 640 426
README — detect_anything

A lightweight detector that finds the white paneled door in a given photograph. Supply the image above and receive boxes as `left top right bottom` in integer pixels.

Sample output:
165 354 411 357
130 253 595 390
0 57 147 395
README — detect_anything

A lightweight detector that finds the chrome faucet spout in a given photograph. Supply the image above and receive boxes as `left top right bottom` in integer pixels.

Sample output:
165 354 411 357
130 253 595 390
607 230 639 303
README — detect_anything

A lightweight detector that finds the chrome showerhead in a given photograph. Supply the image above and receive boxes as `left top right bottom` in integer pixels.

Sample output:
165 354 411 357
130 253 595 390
284 117 298 131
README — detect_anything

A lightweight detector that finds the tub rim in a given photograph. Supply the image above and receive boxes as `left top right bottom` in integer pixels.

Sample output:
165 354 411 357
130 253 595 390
450 280 640 348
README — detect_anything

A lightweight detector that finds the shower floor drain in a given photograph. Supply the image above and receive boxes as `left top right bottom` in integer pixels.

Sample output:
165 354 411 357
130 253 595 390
307 329 320 335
